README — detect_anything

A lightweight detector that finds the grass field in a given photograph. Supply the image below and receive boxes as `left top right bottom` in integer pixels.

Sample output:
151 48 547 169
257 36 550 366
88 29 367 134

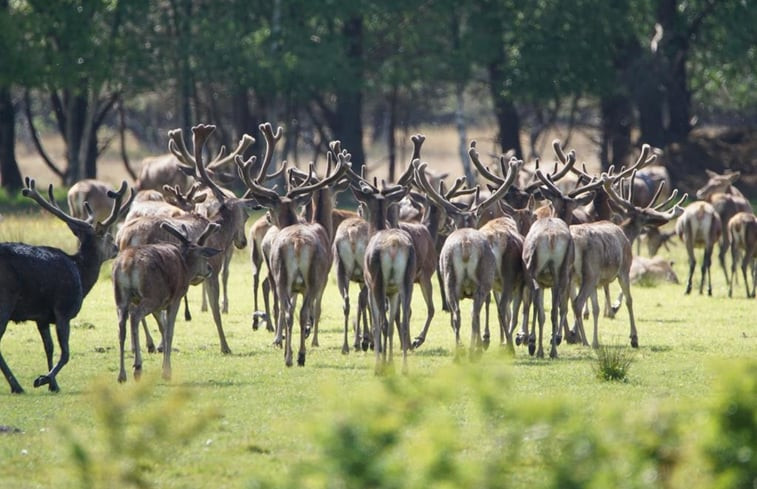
0 211 755 488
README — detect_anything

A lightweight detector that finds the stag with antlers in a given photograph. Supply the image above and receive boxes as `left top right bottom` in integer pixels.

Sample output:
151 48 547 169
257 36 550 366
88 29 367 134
236 141 348 367
0 178 132 393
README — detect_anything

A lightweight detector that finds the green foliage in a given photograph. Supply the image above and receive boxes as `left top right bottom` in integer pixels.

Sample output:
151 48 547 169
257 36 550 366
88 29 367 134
699 360 757 489
57 376 218 489
593 344 635 381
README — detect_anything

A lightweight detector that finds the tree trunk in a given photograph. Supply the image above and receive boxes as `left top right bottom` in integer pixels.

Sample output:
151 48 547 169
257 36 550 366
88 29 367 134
387 83 398 182
455 82 474 185
334 15 365 175
488 61 523 160
0 86 22 192
657 0 691 144
600 92 633 168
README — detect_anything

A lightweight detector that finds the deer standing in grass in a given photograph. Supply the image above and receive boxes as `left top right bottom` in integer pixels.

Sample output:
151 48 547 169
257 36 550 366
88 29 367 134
0 178 132 393
417 155 521 357
727 211 757 298
237 145 348 367
676 201 722 295
113 223 220 382
695 170 753 284
566 170 685 349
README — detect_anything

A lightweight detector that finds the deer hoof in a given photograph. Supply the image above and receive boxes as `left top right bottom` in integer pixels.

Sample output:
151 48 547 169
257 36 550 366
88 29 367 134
33 375 50 389
411 337 424 350
297 352 306 366
565 330 578 344
303 326 312 339
630 335 639 348
528 342 536 357
553 334 562 346
342 344 350 355
361 337 371 352
482 336 491 351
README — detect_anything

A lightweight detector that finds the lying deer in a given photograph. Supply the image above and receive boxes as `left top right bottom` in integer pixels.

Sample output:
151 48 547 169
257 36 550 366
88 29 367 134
113 223 220 382
0 178 132 393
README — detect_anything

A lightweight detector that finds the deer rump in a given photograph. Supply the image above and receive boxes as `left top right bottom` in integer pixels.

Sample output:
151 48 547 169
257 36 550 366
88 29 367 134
0 244 84 323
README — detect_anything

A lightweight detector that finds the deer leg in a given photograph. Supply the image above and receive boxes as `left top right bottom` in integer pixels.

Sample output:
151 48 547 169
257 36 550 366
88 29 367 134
33 316 70 392
201 282 209 313
251 247 262 329
158 302 181 381
129 311 144 381
337 261 351 354
36 322 54 370
729 241 739 297
482 292 492 350
744 249 757 298
618 272 638 348
570 283 591 347
515 284 531 347
141 319 156 353
497 289 514 353
117 307 129 384
590 289 601 349
685 242 696 295
411 276 434 350
357 285 370 351
281 292 294 367
702 246 714 296
262 275 275 334
470 293 486 361
718 235 730 286
206 274 231 354
183 294 192 321
299 294 315 367
0 312 23 393
533 288 545 358
221 250 232 314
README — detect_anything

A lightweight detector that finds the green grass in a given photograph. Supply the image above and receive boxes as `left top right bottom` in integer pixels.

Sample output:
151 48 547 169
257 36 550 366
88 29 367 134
0 214 755 488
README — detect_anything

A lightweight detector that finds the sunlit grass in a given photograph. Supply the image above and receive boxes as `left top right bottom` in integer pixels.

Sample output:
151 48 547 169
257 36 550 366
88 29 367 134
0 214 754 488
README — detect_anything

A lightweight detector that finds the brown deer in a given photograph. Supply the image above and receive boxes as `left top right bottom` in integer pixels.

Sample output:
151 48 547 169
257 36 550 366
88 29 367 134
113 222 220 382
727 211 757 298
695 170 753 284
565 173 685 349
417 156 521 357
333 135 426 354
236 145 348 367
116 125 259 355
67 178 117 222
0 178 132 393
347 175 416 373
675 201 722 295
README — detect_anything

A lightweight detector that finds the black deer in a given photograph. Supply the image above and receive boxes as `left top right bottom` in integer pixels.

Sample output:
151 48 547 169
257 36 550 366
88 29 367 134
0 178 132 393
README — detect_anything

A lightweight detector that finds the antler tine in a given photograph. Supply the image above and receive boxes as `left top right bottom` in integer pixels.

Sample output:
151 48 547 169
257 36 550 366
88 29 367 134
444 175 467 199
534 168 564 197
343 153 378 194
234 154 280 201
656 191 687 220
21 177 88 226
549 140 576 182
160 222 192 246
167 128 198 175
468 140 505 185
100 181 134 228
207 134 255 170
654 187 685 212
197 222 221 246
287 150 349 200
189 124 228 203
567 170 606 198
601 175 636 213
414 161 462 216
256 122 284 183
476 158 522 212
645 180 666 209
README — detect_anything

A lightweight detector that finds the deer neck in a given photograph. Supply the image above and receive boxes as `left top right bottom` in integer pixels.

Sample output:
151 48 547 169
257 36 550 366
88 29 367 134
422 204 442 241
618 217 643 245
74 233 110 296
272 201 301 228
311 188 334 240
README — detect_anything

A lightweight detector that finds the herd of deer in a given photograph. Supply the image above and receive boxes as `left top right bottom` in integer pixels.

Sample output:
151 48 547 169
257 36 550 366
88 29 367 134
0 122 754 392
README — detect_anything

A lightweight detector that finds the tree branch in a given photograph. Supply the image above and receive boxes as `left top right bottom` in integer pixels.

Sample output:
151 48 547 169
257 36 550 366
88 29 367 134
24 90 64 180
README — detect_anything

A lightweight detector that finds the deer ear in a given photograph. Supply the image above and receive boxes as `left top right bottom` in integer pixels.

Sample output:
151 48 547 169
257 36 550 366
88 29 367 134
727 172 741 183
527 194 536 211
705 169 718 178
